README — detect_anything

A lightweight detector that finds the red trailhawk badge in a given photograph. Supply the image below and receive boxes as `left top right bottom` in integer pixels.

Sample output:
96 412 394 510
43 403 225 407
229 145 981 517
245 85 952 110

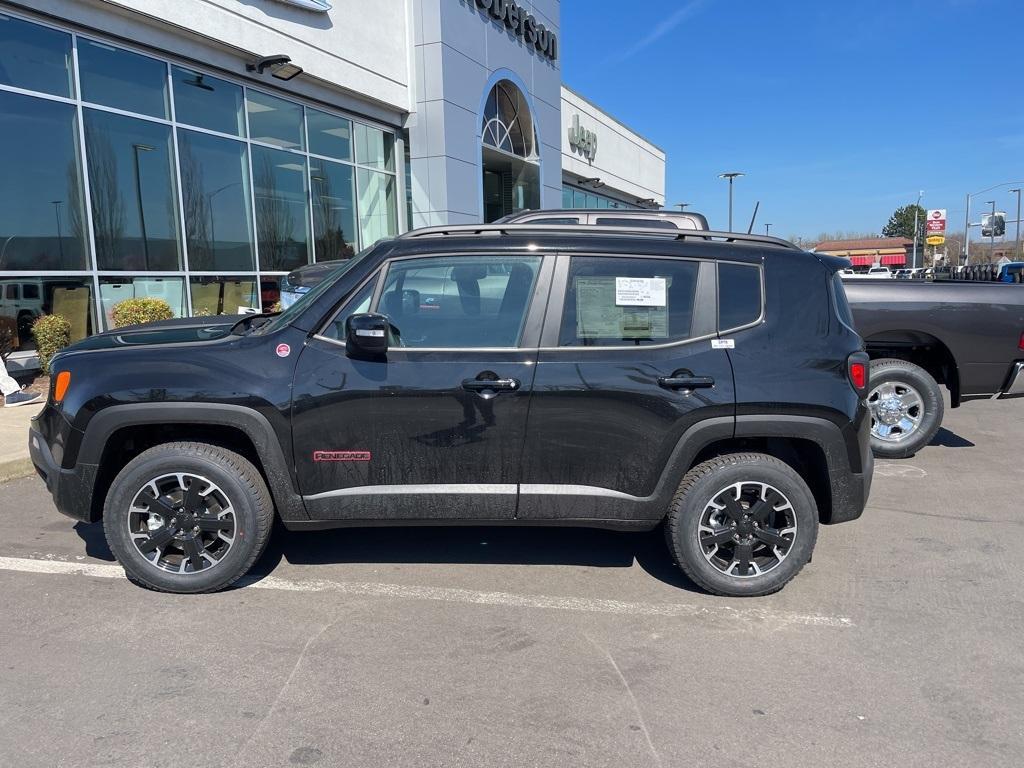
313 451 372 462
276 343 291 358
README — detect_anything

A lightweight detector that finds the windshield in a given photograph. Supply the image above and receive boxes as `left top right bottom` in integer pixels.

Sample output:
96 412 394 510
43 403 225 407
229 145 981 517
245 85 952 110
257 246 377 334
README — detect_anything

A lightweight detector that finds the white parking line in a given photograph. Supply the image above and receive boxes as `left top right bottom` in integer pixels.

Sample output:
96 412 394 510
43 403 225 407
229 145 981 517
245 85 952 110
0 555 853 628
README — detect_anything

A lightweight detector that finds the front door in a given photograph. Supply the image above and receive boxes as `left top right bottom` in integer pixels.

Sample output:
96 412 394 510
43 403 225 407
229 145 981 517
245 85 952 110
517 252 737 521
291 252 551 521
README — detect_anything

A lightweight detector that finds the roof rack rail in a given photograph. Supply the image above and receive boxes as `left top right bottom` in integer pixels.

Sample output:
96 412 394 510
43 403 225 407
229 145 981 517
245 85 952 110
398 223 802 250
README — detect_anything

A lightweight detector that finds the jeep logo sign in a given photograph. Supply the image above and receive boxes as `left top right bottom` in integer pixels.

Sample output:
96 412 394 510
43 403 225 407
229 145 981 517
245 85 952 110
568 114 597 161
469 0 558 61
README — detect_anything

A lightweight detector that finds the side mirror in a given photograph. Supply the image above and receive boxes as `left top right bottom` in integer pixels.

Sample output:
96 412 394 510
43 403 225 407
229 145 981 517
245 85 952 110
345 312 389 358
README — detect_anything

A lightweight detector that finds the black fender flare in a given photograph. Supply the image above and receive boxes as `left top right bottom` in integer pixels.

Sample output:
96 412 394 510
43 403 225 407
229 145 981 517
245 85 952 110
79 402 307 522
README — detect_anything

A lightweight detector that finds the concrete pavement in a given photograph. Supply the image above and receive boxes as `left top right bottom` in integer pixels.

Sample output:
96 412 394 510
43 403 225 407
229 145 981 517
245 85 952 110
0 394 1021 767
0 399 42 483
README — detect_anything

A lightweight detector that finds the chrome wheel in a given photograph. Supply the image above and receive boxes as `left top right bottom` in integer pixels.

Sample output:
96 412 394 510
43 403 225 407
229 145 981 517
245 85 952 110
868 381 923 443
127 473 236 574
697 482 797 578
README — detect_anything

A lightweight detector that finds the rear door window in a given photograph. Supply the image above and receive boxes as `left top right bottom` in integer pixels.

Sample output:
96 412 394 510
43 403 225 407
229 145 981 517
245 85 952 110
558 256 699 346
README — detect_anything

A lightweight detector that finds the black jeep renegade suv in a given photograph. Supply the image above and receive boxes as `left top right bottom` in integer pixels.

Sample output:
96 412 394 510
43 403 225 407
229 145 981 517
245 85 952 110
29 224 872 597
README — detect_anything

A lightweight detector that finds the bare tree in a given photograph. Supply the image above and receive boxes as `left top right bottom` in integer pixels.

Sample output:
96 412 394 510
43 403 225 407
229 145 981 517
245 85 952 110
254 153 295 271
178 142 213 270
84 132 125 269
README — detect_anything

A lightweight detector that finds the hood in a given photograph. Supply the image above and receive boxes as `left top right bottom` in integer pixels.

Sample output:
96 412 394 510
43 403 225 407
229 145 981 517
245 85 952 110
62 315 245 353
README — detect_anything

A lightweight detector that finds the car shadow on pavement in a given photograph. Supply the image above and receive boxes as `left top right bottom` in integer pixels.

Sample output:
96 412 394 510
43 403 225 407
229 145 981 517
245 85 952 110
249 523 703 594
928 427 976 448
73 522 116 562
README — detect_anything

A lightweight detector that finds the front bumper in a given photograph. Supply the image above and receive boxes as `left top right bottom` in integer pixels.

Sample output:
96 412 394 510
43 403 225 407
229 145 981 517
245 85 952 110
29 425 99 523
997 362 1024 399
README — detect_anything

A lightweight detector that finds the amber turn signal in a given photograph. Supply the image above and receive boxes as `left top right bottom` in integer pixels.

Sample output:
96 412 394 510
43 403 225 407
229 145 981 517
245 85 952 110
54 371 72 402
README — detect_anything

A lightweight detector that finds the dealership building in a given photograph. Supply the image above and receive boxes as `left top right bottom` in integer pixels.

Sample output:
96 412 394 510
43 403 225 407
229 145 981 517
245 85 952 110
0 0 665 366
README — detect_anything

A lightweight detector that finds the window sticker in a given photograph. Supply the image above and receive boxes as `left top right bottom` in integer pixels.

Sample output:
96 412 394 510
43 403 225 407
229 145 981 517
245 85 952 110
576 277 669 339
615 277 666 307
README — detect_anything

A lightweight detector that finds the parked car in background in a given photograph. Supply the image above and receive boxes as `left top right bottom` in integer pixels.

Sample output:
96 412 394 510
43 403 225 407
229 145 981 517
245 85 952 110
998 262 1024 283
864 266 893 278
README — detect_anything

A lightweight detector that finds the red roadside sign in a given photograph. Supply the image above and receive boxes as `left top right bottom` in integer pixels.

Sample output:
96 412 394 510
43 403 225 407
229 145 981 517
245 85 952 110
926 209 946 233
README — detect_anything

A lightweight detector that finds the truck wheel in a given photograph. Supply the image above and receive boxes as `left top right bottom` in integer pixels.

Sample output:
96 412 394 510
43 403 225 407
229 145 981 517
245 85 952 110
103 442 274 593
664 453 818 597
867 358 943 459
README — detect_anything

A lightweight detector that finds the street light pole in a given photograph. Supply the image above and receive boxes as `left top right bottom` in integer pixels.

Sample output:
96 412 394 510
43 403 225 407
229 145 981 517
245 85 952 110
50 200 64 265
1011 188 1022 260
965 181 1024 262
718 172 744 232
674 202 690 211
911 190 923 270
987 200 996 255
765 223 772 235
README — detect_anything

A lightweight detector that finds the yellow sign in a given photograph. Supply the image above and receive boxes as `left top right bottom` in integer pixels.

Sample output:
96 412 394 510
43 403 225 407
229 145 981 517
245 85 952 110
926 235 945 246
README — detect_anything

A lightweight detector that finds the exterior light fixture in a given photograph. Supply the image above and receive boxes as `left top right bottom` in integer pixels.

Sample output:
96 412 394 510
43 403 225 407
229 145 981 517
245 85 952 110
578 177 603 188
246 55 303 81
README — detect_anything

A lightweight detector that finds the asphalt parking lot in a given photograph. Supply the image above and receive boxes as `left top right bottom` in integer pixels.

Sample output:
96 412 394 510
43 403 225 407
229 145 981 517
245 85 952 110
0 395 1021 768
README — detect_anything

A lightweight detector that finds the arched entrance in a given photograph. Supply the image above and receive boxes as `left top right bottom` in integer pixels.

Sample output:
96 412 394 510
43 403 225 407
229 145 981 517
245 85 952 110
480 79 540 222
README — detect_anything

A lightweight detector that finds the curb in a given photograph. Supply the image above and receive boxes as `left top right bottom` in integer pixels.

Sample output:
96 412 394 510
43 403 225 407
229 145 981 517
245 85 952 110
0 458 34 485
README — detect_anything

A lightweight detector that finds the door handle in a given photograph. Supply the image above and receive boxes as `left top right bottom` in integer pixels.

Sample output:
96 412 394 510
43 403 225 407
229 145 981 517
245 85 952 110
658 375 715 391
462 377 520 392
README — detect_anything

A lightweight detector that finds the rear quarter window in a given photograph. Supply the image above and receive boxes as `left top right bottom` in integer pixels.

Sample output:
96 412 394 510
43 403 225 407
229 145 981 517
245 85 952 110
718 262 762 330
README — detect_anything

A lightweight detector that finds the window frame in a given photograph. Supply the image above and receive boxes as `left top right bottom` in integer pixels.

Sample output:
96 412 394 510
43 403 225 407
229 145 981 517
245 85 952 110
316 252 554 352
539 252 721 351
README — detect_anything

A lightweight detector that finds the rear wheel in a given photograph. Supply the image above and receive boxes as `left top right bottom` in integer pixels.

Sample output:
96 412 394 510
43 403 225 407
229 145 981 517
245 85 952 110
867 358 943 459
665 453 818 597
103 442 274 593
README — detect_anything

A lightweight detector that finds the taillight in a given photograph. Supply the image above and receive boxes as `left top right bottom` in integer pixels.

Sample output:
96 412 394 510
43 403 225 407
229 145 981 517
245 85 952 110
1019 331 1024 352
847 353 869 396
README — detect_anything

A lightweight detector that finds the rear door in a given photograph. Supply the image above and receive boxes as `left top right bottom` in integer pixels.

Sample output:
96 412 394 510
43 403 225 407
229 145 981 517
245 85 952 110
517 252 737 522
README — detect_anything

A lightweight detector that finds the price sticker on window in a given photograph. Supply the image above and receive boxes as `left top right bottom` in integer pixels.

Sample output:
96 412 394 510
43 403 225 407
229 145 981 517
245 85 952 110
615 277 666 307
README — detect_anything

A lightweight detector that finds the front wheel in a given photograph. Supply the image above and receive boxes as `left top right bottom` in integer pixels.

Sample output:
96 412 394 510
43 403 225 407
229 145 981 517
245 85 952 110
665 453 818 597
867 358 943 459
103 442 274 593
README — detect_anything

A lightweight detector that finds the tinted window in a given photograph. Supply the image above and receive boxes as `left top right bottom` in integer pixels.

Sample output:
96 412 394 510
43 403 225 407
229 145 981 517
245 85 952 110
172 66 245 136
177 129 255 271
377 255 541 348
307 108 352 161
355 123 394 170
0 14 72 97
311 157 357 261
247 90 304 150
78 39 169 118
718 262 762 330
5 285 17 299
252 145 310 271
559 256 699 347
23 284 39 300
594 217 678 229
0 91 88 271
83 109 181 271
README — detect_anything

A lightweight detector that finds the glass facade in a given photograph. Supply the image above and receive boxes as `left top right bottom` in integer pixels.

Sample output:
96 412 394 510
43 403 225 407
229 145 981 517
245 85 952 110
0 11 401 352
561 184 637 210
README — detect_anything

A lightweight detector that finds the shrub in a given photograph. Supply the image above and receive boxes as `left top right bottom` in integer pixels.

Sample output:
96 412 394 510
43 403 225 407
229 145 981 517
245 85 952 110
111 297 174 329
32 314 71 374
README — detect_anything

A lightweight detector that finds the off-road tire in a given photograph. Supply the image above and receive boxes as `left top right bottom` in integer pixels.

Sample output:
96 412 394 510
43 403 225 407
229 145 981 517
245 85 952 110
665 453 818 597
103 442 274 593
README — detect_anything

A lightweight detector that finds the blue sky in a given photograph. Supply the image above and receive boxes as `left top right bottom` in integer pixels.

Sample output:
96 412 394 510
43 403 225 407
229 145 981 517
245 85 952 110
560 0 1024 238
